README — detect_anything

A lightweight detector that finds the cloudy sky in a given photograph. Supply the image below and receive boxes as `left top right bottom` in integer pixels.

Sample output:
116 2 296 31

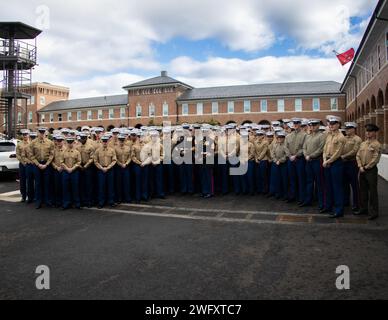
0 0 376 98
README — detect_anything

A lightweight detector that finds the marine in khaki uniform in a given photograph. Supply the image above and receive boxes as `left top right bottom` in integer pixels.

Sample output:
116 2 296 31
108 128 121 149
131 133 147 202
355 124 382 220
243 132 256 195
94 135 117 208
114 134 132 204
149 131 165 199
76 133 95 207
255 130 269 194
52 135 66 207
269 131 289 200
342 122 362 211
285 118 307 204
29 127 55 209
302 119 326 209
16 129 34 202
322 116 347 218
61 137 82 209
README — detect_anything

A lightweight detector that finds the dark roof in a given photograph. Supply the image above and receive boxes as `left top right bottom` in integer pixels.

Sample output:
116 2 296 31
123 72 193 89
178 81 342 101
0 22 42 39
340 0 386 91
39 94 127 112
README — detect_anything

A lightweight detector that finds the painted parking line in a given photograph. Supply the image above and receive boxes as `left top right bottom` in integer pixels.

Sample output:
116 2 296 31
0 190 21 202
83 206 384 230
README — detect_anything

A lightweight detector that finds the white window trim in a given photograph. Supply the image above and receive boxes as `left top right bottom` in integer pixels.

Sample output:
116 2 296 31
77 111 82 121
149 104 155 117
120 107 126 119
277 99 285 112
261 100 267 112
244 100 251 113
313 98 320 111
228 101 234 114
98 110 103 120
212 102 219 115
67 112 72 122
163 102 169 116
87 110 92 120
136 105 142 118
197 102 203 115
295 98 302 112
182 104 188 116
109 108 114 119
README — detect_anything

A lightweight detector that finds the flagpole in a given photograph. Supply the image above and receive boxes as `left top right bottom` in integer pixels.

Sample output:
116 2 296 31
333 50 373 76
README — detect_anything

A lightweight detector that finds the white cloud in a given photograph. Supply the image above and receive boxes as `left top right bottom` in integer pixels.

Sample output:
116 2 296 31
0 0 375 97
169 55 350 87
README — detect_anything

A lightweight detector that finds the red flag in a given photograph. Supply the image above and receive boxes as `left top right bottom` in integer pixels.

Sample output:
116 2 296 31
335 48 355 66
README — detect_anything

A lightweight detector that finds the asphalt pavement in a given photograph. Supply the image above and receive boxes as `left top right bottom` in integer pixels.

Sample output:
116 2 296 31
0 174 387 300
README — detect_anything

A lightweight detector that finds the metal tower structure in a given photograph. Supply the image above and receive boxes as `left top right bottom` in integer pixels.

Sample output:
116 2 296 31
0 22 42 138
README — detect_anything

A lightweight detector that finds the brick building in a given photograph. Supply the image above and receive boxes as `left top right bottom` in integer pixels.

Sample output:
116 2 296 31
34 72 345 132
341 0 388 150
0 82 69 132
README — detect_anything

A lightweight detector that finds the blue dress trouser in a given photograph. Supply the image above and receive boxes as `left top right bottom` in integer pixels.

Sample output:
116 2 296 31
256 160 268 194
80 166 94 207
33 163 53 207
343 160 360 209
133 164 142 202
62 170 80 208
19 163 28 201
323 159 344 215
141 165 150 200
287 157 306 202
97 168 114 207
305 158 324 209
53 169 63 207
219 161 229 194
231 162 245 195
179 163 193 193
273 163 288 199
269 163 277 196
114 165 131 203
26 164 35 201
200 165 213 196
164 163 175 194
246 160 255 195
151 164 164 198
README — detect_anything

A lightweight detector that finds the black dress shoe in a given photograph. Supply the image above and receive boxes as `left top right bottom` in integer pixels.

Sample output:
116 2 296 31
203 194 212 199
21 199 26 203
353 209 368 215
329 213 344 218
286 199 295 203
299 202 310 207
320 208 331 214
368 215 378 220
110 204 117 208
97 205 103 209
35 205 42 209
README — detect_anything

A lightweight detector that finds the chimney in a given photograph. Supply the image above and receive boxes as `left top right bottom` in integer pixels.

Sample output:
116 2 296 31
161 71 167 77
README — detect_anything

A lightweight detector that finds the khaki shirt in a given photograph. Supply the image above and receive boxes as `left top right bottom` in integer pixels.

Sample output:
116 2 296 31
271 142 290 163
108 138 120 149
93 146 117 170
61 148 81 170
303 132 326 159
114 144 132 166
226 134 240 157
342 135 362 161
52 146 65 170
323 130 346 164
131 141 144 165
255 139 269 161
286 129 306 157
356 139 381 169
76 141 95 168
248 141 256 161
267 138 276 161
29 137 55 165
16 140 31 165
